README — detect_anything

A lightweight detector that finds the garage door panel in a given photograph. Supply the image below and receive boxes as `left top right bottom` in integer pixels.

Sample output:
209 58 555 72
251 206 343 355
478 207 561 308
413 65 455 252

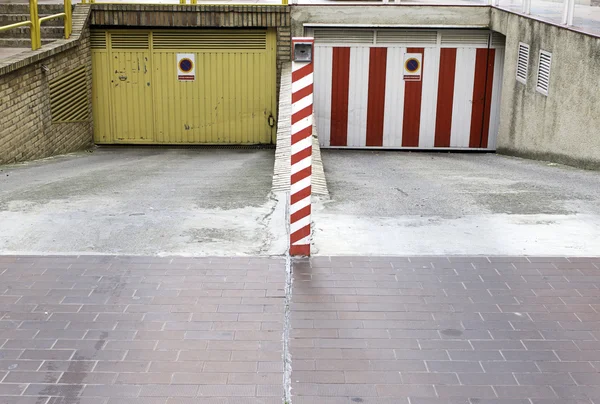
450 47 477 148
314 46 333 148
347 47 369 148
313 29 505 151
111 50 153 143
382 47 405 147
92 29 276 145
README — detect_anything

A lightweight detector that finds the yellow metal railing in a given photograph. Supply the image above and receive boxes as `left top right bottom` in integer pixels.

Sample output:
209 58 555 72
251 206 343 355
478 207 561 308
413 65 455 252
0 0 72 51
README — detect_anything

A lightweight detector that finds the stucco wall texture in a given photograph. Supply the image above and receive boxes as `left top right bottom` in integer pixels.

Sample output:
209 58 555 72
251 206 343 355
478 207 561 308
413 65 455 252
491 9 600 169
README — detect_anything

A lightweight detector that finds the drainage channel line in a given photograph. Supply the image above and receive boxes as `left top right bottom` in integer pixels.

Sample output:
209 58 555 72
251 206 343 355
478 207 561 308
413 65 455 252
283 253 293 404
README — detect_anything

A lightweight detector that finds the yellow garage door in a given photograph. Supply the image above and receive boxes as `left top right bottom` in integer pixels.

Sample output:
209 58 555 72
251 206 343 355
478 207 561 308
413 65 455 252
91 29 277 145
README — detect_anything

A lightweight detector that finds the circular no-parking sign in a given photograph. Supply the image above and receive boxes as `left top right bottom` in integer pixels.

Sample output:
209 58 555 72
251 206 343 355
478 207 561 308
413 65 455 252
405 58 420 73
178 58 194 73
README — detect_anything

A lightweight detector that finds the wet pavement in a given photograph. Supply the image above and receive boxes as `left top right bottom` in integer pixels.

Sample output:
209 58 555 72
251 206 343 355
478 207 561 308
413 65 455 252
0 255 286 404
1 255 600 403
314 151 600 256
0 148 287 256
291 256 600 403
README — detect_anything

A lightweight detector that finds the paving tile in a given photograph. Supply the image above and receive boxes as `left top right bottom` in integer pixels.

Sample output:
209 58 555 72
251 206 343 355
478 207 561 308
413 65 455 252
0 255 285 402
290 256 600 404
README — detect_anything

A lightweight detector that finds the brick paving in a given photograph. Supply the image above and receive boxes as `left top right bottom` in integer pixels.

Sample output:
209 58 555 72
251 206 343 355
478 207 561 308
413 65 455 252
1 255 600 404
0 255 285 404
290 256 600 404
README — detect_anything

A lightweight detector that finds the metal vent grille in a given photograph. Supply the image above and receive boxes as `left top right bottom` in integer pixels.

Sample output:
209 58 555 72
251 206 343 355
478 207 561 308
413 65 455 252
314 29 374 44
90 31 106 49
536 50 552 95
49 66 89 122
377 30 438 45
110 32 149 49
516 42 529 84
491 32 506 47
152 30 267 50
441 31 489 46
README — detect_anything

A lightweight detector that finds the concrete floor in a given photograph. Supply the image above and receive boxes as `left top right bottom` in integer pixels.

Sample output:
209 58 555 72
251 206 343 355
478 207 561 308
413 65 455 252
0 147 287 256
313 151 600 256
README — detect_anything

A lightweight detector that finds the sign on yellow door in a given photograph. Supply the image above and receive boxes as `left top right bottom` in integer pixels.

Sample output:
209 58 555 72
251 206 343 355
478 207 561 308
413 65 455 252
91 29 277 145
177 53 195 81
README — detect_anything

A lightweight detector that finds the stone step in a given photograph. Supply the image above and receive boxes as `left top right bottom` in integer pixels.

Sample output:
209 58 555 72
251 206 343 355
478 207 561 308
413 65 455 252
0 26 65 39
0 14 65 26
0 37 57 48
0 4 66 14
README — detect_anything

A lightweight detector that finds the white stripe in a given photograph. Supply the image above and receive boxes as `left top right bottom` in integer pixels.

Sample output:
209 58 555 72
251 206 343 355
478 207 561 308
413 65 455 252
488 48 504 151
291 136 313 156
314 46 333 147
292 60 311 72
419 47 440 148
383 47 405 147
292 73 313 94
291 118 313 137
450 48 476 148
292 94 313 115
291 215 311 234
290 195 311 214
347 47 369 148
290 177 311 195
291 236 310 246
291 155 312 175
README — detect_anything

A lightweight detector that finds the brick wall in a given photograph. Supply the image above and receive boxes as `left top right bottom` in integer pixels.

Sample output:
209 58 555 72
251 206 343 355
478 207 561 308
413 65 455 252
90 4 292 103
0 5 93 165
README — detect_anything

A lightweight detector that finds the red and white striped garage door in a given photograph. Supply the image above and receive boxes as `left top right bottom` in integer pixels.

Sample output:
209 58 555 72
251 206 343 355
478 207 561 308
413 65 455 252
310 29 505 150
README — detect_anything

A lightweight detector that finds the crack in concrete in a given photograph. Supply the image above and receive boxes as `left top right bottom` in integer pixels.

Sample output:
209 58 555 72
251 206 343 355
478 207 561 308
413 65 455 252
257 191 280 255
283 253 293 404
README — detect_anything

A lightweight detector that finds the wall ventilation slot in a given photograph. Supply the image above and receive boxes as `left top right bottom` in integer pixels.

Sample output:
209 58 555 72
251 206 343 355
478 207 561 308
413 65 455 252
516 42 529 84
440 31 489 47
90 31 106 49
491 32 506 47
152 30 267 50
49 66 89 122
111 32 150 49
313 29 375 45
536 50 552 96
377 30 438 45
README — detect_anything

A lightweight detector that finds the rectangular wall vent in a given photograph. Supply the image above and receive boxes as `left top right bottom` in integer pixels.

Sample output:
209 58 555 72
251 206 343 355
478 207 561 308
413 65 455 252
90 31 106 49
152 30 267 50
377 30 438 45
516 42 529 84
313 29 374 45
110 32 149 49
536 50 552 96
49 66 89 122
491 32 506 47
440 31 489 47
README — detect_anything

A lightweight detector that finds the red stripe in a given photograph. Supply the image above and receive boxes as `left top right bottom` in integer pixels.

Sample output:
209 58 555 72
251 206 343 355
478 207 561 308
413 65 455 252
330 47 350 147
290 244 310 256
366 48 387 147
402 48 424 147
291 186 311 205
291 146 312 165
292 84 313 104
291 205 311 224
469 48 492 148
292 104 312 125
290 225 311 245
434 48 457 148
292 63 313 83
481 49 496 149
291 166 312 185
291 126 312 145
